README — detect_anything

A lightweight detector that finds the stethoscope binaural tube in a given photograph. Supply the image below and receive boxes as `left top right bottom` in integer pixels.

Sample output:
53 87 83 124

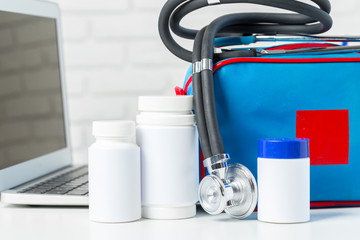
192 28 212 159
159 0 332 63
160 0 333 157
158 0 333 218
198 9 332 158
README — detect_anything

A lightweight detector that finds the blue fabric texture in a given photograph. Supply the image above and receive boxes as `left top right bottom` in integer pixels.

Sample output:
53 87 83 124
184 50 360 202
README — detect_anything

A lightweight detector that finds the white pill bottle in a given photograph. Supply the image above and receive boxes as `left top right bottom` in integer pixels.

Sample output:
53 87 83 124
257 138 310 223
136 96 199 219
88 121 141 223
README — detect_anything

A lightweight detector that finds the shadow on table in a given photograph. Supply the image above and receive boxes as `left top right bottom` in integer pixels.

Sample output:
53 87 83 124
310 209 349 222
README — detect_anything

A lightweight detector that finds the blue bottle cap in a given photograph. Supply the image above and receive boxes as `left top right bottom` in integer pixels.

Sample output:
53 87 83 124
258 138 309 159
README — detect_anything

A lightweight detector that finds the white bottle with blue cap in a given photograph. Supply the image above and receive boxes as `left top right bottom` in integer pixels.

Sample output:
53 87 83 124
257 138 310 223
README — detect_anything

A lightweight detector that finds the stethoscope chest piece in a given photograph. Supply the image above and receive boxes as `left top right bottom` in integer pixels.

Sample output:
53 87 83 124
225 164 257 219
198 175 228 215
199 163 258 219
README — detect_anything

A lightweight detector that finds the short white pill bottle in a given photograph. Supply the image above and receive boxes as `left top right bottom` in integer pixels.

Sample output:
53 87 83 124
257 138 310 223
88 121 141 223
136 96 199 219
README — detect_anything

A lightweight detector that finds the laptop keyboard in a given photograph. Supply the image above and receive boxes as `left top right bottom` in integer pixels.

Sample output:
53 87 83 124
19 166 88 196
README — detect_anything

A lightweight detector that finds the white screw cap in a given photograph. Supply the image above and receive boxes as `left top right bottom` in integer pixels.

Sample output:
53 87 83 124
138 96 193 112
92 120 135 138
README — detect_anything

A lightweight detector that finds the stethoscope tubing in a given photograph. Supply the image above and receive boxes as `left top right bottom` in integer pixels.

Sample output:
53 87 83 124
159 0 332 63
159 0 333 159
192 28 212 159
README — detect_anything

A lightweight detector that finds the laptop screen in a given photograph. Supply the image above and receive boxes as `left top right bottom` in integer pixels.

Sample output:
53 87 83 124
0 11 66 170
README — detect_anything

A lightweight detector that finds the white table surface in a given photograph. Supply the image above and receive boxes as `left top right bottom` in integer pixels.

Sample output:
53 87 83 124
0 203 359 240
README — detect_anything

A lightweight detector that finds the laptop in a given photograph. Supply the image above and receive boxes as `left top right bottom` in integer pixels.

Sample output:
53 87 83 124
0 0 88 206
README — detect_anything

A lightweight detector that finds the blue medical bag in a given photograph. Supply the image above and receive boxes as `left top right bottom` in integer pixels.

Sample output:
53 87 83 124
183 43 360 206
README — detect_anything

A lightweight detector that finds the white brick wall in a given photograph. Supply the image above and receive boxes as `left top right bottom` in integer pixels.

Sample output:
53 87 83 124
64 42 125 67
58 0 130 11
50 0 360 164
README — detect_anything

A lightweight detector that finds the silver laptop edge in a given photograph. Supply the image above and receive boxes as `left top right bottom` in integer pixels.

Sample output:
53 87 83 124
0 0 86 205
2 166 88 205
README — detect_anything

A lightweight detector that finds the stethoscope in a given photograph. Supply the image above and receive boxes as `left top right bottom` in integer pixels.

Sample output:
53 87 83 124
158 0 360 218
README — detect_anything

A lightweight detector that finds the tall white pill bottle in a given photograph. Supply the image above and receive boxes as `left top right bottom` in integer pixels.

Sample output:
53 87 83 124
136 96 199 219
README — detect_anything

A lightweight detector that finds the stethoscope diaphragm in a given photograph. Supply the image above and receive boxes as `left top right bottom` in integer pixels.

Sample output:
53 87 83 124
198 174 228 215
199 163 258 219
225 164 258 219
